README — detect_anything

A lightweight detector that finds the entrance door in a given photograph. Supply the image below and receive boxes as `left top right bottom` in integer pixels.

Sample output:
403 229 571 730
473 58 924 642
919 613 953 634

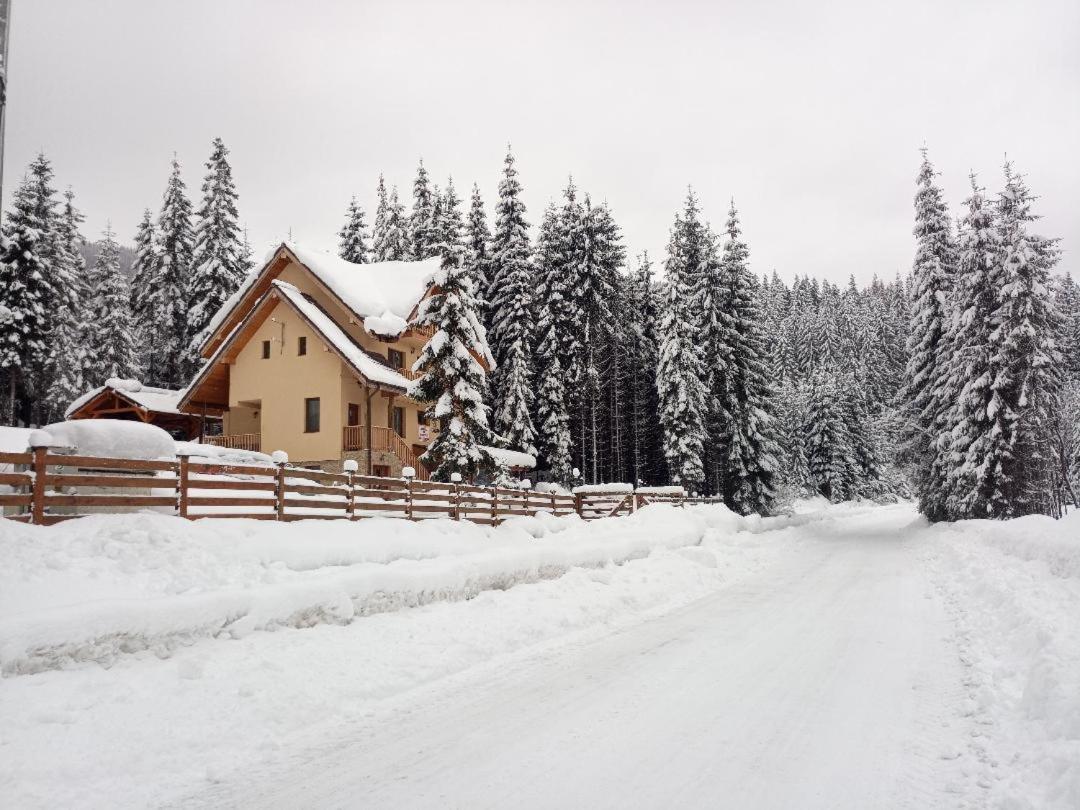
373 464 391 478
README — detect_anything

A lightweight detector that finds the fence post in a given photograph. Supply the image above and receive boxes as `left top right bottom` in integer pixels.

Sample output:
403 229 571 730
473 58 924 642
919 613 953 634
550 491 557 515
271 451 288 521
574 492 583 519
30 444 47 525
177 453 190 519
405 479 414 520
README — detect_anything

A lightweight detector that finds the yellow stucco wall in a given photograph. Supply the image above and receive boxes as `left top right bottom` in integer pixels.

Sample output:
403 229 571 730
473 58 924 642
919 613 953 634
222 264 433 465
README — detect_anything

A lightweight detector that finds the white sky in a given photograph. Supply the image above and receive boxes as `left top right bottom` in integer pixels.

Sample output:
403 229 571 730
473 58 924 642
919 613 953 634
6 0 1078 283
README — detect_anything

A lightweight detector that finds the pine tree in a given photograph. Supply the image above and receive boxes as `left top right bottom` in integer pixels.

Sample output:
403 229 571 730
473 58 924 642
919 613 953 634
409 159 437 260
434 178 464 256
153 156 195 388
804 370 857 502
0 176 53 424
487 149 537 454
44 188 89 419
338 195 370 264
383 186 409 261
714 202 781 514
407 219 497 482
84 225 139 387
463 184 492 330
187 138 245 373
901 149 956 521
533 296 573 484
625 252 663 485
657 207 707 489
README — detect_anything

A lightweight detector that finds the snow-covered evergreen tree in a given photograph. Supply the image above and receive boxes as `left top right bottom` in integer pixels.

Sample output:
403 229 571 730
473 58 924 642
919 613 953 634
533 296 573 484
129 209 161 380
434 178 464 257
371 175 391 261
44 188 89 420
338 195 370 264
625 252 663 485
407 218 497 482
383 186 409 261
487 149 537 455
464 184 493 333
714 202 781 514
187 138 245 374
409 159 437 260
153 156 195 388
804 370 856 502
84 225 139 387
980 164 1063 517
901 149 956 521
0 174 53 424
656 206 707 489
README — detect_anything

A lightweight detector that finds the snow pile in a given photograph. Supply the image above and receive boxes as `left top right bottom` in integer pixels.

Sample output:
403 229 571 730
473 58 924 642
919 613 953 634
28 420 176 460
364 310 409 337
175 441 273 467
0 505 737 675
636 485 685 496
921 511 1080 810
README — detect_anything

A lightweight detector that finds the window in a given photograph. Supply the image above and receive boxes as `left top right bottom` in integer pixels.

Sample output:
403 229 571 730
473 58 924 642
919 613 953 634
391 406 404 438
297 336 307 356
347 403 360 427
304 397 321 433
387 348 404 369
261 340 271 359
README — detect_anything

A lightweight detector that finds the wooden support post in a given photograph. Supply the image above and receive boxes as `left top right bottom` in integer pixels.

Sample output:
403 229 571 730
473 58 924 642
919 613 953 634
550 492 557 515
574 492 583 519
177 453 190 519
452 482 461 520
30 445 47 525
491 485 499 525
404 479 414 521
275 463 286 521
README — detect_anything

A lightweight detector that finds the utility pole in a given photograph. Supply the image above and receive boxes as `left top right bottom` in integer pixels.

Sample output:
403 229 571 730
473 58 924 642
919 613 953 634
0 0 10 213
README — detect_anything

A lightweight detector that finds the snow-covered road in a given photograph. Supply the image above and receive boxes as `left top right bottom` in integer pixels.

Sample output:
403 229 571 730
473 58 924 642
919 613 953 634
187 505 970 809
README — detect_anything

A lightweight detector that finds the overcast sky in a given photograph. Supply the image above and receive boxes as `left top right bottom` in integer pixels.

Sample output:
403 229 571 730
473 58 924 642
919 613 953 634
6 0 1078 283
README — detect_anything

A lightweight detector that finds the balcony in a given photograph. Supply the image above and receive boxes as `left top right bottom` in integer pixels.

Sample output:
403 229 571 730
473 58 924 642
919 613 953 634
203 432 261 452
343 425 429 480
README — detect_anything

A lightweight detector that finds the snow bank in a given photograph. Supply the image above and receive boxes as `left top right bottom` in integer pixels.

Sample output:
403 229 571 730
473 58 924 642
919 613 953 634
0 505 739 675
176 441 273 467
921 511 1080 810
29 420 176 460
636 485 685 496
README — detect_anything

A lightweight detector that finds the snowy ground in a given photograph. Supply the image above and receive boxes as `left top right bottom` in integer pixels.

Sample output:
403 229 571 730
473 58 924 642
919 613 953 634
1 501 1077 809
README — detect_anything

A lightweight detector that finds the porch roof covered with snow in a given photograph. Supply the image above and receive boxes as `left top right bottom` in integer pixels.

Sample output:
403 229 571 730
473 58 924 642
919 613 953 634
199 242 443 358
66 379 218 440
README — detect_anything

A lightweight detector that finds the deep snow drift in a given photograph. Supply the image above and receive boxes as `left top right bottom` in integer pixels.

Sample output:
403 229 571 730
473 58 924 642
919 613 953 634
1 502 1077 809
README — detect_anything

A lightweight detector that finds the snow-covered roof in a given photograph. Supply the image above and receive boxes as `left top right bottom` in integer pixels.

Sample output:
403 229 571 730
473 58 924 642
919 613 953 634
203 242 442 344
65 379 185 419
271 281 414 389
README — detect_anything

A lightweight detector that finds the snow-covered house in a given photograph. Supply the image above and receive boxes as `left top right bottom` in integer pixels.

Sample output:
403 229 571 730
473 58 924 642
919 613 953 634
178 243 470 476
66 378 215 440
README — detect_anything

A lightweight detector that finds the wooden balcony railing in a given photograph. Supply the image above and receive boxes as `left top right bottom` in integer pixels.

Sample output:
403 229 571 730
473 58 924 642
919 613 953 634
203 433 261 452
342 425 429 480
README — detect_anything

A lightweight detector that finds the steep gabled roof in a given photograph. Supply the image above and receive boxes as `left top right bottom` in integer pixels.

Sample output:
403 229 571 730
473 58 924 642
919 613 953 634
179 280 414 412
200 242 442 357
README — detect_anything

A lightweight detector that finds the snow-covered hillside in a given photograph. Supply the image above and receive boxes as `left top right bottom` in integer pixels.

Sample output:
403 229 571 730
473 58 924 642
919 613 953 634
1 502 1077 809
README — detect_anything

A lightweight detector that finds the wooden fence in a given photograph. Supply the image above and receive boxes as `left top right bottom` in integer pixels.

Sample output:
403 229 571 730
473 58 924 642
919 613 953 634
0 449 715 527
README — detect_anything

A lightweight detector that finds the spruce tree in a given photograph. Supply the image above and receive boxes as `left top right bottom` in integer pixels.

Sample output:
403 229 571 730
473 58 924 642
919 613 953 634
382 186 409 261
657 209 707 489
44 188 89 419
901 149 955 521
804 370 856 502
533 297 573 484
187 138 245 373
464 184 493 333
715 202 781 514
129 209 161 380
338 195 370 264
625 252 663 485
154 156 195 388
407 217 497 482
84 225 139 387
0 176 53 424
982 165 1063 516
487 149 537 455
409 159 436 260
371 174 391 261
434 178 464 256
